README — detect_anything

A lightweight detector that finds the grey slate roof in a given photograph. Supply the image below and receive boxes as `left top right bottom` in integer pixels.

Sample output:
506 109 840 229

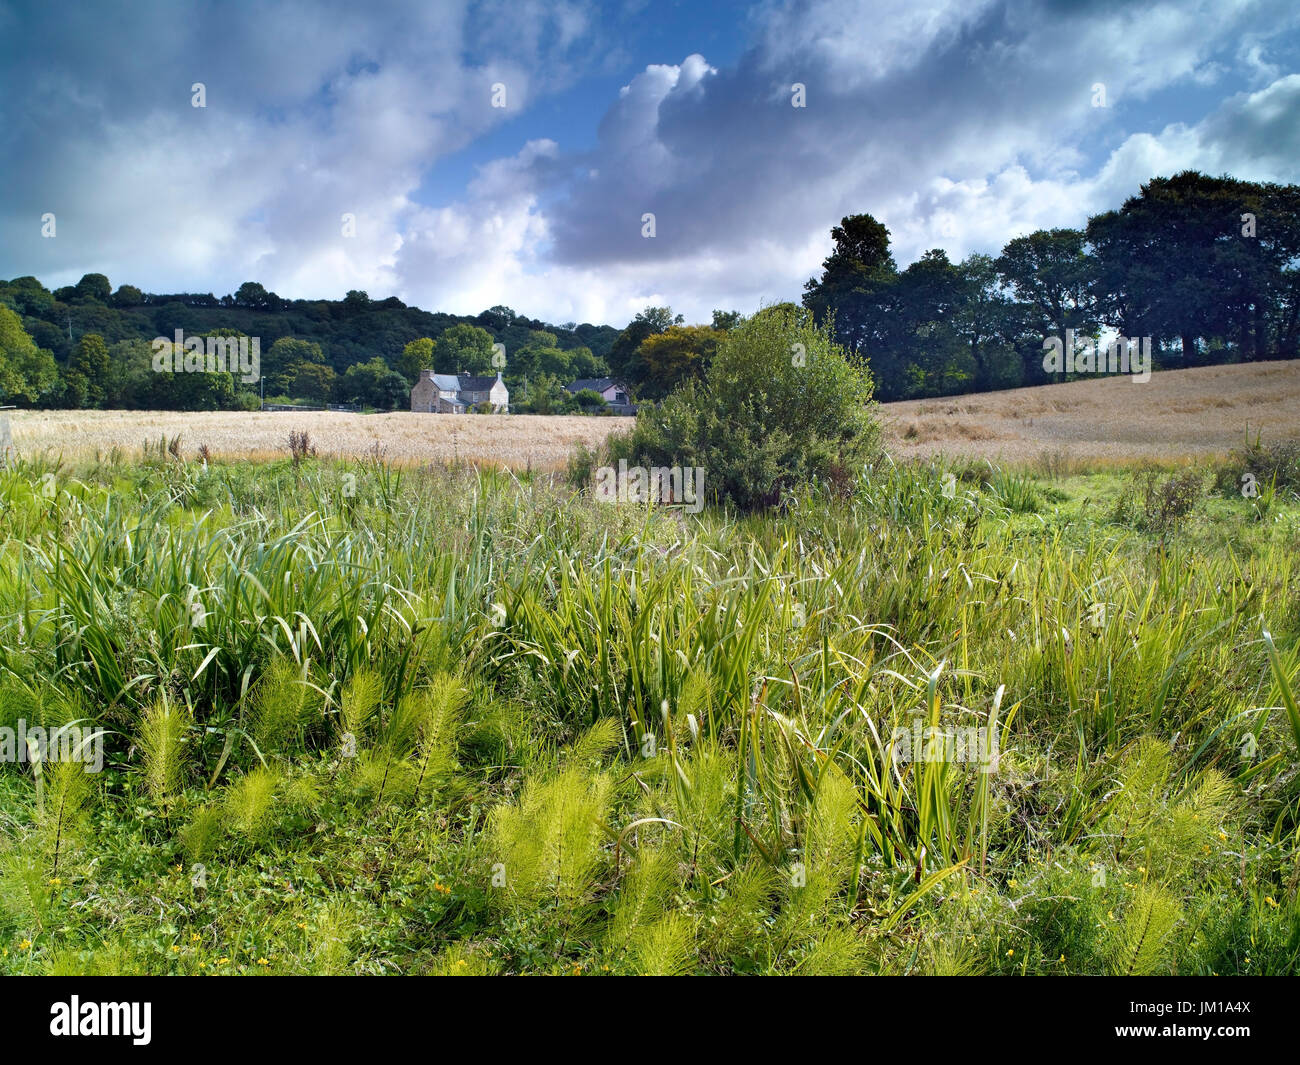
458 375 502 391
565 378 619 393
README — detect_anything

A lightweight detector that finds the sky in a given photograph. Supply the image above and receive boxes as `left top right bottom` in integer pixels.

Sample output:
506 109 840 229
2 0 1298 328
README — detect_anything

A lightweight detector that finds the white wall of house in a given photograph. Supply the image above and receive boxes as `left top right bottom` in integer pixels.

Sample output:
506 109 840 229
490 379 509 411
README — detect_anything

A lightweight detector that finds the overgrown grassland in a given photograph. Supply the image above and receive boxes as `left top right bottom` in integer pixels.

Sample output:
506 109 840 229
1 451 1298 975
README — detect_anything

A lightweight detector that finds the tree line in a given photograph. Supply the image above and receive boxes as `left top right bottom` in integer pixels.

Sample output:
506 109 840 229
0 278 619 411
802 170 1300 400
3 170 1295 411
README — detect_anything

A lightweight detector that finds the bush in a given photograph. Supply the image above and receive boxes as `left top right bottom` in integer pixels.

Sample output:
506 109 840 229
1214 437 1300 497
1110 468 1202 536
606 304 879 510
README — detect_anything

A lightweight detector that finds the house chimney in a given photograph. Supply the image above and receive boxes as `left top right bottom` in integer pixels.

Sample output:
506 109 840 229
420 369 434 382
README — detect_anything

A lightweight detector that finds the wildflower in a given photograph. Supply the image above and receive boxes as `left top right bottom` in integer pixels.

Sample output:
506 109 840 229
1264 896 1279 909
257 957 270 966
1108 910 1116 920
1006 948 1014 957
191 933 201 942
19 939 32 950
297 922 307 930
171 945 181 953
1218 831 1227 842
217 957 229 966
1008 879 1018 888
47 877 62 886
1058 954 1065 963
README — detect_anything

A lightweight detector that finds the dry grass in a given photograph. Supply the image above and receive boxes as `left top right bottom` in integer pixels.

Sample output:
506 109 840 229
5 410 635 471
882 359 1300 465
6 360 1299 471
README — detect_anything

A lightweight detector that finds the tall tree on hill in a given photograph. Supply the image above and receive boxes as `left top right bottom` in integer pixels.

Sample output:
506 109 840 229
75 273 112 302
1089 172 1300 362
994 228 1097 339
802 213 899 359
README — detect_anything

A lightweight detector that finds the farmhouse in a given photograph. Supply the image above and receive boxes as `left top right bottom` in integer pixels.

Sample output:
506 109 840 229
565 378 635 414
411 369 509 413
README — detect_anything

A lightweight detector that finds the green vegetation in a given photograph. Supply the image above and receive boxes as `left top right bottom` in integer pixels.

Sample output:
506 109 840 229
608 304 878 509
0 279 617 411
803 171 1300 399
1 441 1298 975
7 171 1296 414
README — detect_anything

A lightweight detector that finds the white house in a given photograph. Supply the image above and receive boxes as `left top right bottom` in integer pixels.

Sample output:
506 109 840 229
565 378 635 414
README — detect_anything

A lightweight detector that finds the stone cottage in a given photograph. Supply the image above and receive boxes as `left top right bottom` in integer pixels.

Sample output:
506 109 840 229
411 370 509 413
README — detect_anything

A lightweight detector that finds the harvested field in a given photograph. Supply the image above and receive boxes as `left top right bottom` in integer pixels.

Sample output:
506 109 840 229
6 360 1300 470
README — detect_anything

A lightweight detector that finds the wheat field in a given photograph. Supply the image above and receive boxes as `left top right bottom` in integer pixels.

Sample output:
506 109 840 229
5 359 1299 469
4 409 634 470
883 359 1300 464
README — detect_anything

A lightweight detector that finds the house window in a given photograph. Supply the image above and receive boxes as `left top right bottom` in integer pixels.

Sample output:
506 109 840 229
614 391 627 404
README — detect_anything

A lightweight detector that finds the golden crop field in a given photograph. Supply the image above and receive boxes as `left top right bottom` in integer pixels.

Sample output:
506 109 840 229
4 409 635 471
6 359 1299 470
883 359 1300 464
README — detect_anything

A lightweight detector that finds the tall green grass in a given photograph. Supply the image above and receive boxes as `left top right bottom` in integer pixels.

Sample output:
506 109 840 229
0 451 1297 974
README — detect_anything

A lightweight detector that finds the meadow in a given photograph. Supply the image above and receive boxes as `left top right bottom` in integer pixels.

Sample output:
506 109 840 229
1 442 1298 975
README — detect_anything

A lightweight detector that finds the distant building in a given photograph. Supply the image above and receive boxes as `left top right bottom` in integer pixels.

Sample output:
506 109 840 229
411 370 509 413
565 378 636 414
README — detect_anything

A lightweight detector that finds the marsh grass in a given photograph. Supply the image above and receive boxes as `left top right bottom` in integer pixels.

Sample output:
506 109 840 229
0 451 1297 973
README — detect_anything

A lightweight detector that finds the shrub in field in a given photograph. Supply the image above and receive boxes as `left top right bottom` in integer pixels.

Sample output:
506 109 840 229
1214 435 1300 504
1109 467 1202 535
607 304 878 509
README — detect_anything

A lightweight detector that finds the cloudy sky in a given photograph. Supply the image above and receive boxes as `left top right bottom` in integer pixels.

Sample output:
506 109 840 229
2 0 1298 326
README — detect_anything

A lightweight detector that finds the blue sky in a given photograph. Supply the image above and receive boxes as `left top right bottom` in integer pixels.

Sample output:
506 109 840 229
1 0 1298 327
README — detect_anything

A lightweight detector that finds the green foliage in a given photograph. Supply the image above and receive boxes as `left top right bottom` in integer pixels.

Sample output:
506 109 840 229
1107 885 1182 976
0 304 58 404
0 455 1295 975
609 303 879 509
138 700 191 807
1109 468 1203 536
